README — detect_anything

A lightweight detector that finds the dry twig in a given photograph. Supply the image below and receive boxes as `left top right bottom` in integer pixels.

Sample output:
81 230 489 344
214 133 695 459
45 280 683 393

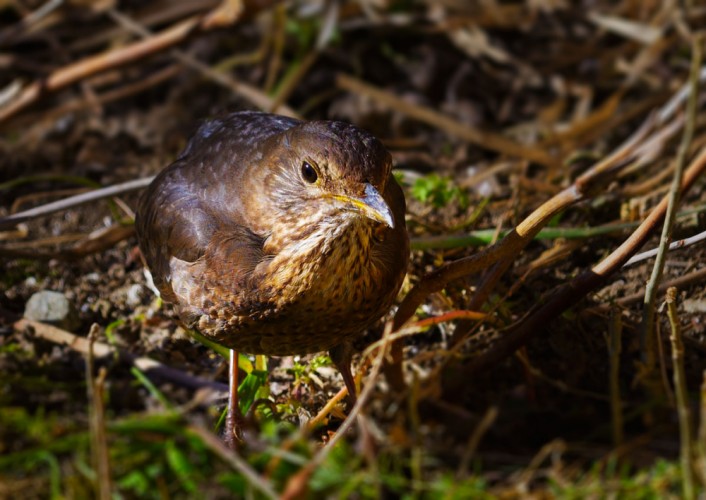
14 318 228 393
0 0 258 123
666 287 696 500
641 36 702 369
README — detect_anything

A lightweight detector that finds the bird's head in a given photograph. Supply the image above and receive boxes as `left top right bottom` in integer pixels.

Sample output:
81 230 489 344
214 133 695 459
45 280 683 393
254 120 396 235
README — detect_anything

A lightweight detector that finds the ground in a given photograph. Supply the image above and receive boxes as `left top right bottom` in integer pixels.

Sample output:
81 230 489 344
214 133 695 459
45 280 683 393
1 1 706 498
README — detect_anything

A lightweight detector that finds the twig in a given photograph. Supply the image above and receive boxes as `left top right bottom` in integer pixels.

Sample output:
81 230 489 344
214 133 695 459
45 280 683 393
624 227 706 266
0 177 154 230
462 107 685 327
394 185 584 331
387 120 661 385
174 51 298 118
269 50 319 114
0 224 135 261
106 8 297 118
86 324 112 500
641 36 702 370
67 1 221 53
658 64 706 123
14 318 228 393
456 406 498 479
262 4 286 93
0 0 63 46
0 17 198 123
666 287 696 500
387 178 607 387
41 64 183 123
0 0 250 123
306 386 348 429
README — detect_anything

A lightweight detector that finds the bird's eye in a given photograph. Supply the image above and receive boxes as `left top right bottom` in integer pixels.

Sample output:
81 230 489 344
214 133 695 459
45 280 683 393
301 161 318 183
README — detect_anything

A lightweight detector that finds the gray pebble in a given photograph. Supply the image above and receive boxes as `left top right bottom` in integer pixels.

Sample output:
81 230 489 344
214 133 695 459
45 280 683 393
24 290 80 331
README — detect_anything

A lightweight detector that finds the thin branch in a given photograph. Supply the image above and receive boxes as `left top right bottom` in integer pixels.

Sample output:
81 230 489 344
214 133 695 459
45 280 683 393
641 36 702 369
624 227 706 266
14 318 228 393
106 8 297 118
393 185 583 331
462 108 685 324
666 287 696 500
0 0 259 123
387 160 634 386
0 224 136 261
0 177 154 230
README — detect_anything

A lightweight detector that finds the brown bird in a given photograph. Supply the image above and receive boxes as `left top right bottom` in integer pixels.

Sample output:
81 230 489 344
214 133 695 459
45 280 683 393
135 111 408 442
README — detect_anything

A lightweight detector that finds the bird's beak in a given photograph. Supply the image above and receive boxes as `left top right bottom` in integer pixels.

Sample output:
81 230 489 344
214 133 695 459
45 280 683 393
334 183 395 228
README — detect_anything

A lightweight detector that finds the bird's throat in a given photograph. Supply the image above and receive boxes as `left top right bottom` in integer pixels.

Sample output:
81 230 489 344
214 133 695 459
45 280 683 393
260 216 378 304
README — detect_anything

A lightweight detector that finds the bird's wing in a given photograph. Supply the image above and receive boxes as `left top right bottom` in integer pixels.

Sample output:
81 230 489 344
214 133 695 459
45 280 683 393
137 162 264 300
136 111 299 301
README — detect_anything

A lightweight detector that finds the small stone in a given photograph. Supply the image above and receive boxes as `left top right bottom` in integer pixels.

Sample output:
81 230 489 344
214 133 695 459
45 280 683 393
24 291 80 331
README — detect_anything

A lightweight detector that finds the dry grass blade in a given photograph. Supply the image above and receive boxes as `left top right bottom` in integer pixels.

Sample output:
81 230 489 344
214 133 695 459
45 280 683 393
187 425 277 499
0 224 136 261
625 227 706 266
666 287 696 500
86 324 112 500
641 35 702 371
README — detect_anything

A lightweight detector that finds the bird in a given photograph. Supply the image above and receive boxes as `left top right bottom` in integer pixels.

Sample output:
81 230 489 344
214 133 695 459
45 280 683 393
135 111 409 444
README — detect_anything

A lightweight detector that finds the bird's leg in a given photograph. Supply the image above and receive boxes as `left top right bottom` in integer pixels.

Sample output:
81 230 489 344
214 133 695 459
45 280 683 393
224 349 243 448
329 342 357 404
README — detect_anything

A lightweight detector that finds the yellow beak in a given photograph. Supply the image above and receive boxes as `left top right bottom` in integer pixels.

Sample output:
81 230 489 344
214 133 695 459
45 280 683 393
333 183 394 228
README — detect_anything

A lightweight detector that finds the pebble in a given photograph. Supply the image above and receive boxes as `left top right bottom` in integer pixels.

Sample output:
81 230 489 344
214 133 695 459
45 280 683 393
24 290 80 331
